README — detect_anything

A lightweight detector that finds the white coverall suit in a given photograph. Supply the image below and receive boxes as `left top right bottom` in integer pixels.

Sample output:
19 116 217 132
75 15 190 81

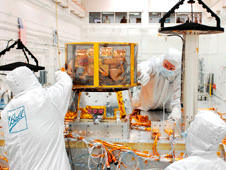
165 110 226 170
1 66 72 170
132 47 181 120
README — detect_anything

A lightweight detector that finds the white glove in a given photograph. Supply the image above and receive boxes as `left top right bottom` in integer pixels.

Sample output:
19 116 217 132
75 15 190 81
138 71 150 86
168 107 181 121
55 70 63 77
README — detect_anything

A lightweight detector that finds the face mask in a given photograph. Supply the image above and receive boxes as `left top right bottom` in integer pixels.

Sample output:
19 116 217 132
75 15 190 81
160 67 175 77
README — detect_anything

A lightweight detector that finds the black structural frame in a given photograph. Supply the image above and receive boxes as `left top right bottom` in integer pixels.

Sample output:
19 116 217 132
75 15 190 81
0 39 45 72
159 0 224 32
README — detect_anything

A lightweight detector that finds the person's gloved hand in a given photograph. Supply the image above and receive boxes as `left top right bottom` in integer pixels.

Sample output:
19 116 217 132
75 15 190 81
138 68 150 86
55 70 66 77
55 70 69 80
55 70 62 77
168 107 181 121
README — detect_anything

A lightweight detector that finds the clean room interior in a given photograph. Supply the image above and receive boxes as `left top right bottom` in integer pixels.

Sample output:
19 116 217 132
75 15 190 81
0 0 226 170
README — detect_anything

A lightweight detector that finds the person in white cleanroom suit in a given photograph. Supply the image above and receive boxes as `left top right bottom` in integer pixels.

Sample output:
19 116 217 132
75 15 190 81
165 110 226 170
1 66 72 170
132 47 181 120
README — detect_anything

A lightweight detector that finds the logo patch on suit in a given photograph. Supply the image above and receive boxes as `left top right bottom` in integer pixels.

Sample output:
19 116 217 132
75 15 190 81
8 106 28 133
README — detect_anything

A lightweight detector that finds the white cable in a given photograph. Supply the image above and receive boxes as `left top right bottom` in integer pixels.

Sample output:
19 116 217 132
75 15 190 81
88 143 106 169
116 151 141 170
116 155 123 170
73 132 176 169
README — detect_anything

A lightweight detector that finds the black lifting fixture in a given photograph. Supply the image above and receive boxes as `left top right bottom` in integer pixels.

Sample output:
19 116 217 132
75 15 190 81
0 39 45 72
159 0 224 34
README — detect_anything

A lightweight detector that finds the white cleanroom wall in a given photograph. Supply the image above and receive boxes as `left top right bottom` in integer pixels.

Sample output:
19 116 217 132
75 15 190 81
0 0 82 85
